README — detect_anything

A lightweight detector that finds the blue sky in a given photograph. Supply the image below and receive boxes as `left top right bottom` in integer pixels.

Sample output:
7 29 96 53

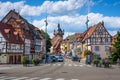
0 0 120 38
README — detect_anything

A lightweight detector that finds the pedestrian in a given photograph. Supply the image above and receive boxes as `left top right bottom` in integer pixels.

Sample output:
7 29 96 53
117 58 120 67
78 55 81 62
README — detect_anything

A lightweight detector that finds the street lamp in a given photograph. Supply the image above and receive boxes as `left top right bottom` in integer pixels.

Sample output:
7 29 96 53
85 0 90 50
44 16 48 63
85 16 89 50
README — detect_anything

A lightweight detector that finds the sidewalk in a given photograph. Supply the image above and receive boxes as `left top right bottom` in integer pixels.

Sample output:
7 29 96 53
0 64 23 70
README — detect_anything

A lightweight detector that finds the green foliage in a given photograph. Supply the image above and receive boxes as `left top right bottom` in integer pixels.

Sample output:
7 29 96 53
84 50 92 56
112 31 120 62
93 57 99 65
102 58 111 68
21 56 29 67
41 29 52 52
32 58 40 66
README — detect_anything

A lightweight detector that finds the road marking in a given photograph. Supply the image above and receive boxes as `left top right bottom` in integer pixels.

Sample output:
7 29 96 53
68 64 72 66
26 77 40 80
0 76 81 80
49 63 92 68
40 78 52 80
56 78 65 80
74 64 78 67
4 77 16 79
86 65 92 67
13 77 28 80
57 63 62 66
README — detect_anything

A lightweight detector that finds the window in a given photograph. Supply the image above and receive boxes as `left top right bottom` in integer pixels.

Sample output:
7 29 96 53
7 31 11 38
105 38 108 42
92 38 96 43
95 46 99 51
0 37 2 42
105 46 109 51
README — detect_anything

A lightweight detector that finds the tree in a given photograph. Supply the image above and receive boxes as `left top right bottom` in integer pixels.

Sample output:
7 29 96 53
40 29 52 52
112 31 120 61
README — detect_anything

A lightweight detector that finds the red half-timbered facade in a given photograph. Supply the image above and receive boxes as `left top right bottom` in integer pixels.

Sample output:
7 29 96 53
0 23 24 64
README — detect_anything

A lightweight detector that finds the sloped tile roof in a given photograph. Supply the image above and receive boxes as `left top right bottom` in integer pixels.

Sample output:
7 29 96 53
82 24 97 42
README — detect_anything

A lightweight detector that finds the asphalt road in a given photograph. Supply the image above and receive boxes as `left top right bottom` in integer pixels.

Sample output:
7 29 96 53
0 60 120 80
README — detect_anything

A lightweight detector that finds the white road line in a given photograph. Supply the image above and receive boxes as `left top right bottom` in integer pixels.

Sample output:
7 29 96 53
79 65 83 67
74 64 78 67
26 77 40 80
56 78 65 80
13 77 28 80
40 78 52 80
57 64 62 66
4 77 16 79
86 65 92 67
68 64 72 66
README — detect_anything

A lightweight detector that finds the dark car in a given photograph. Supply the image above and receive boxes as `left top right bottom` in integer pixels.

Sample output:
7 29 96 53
72 56 79 61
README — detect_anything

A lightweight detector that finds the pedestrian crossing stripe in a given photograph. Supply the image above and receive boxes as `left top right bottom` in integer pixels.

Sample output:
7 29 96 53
39 78 52 80
13 77 28 80
0 76 80 80
26 77 40 80
55 78 64 80
47 63 92 67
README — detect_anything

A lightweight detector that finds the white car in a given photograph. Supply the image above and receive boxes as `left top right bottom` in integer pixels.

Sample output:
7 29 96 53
57 56 64 62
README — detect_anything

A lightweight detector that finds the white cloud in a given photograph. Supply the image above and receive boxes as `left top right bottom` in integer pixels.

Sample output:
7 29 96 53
0 1 25 18
32 13 120 38
0 0 86 18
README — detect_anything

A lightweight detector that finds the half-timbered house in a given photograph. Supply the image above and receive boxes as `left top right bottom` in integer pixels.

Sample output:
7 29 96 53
0 23 24 64
82 21 112 58
0 9 45 63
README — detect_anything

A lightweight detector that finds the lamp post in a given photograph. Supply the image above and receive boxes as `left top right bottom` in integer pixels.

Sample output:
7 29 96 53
44 16 48 63
85 0 90 50
85 16 89 50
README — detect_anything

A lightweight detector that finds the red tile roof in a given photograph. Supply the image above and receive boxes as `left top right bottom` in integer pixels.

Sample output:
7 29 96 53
0 22 24 44
82 24 97 42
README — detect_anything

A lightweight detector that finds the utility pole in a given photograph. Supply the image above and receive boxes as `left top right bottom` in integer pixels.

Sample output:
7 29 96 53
85 0 90 50
44 15 48 63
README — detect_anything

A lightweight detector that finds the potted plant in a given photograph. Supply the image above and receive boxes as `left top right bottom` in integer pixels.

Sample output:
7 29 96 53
32 58 40 66
93 57 99 67
102 58 110 68
21 56 29 67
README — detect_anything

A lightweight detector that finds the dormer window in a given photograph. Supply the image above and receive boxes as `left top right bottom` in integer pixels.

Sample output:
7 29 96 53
7 31 11 38
14 31 18 40
4 29 10 38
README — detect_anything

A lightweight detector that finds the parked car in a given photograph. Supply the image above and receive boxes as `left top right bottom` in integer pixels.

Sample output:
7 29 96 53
57 56 64 62
72 56 79 61
48 55 57 63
